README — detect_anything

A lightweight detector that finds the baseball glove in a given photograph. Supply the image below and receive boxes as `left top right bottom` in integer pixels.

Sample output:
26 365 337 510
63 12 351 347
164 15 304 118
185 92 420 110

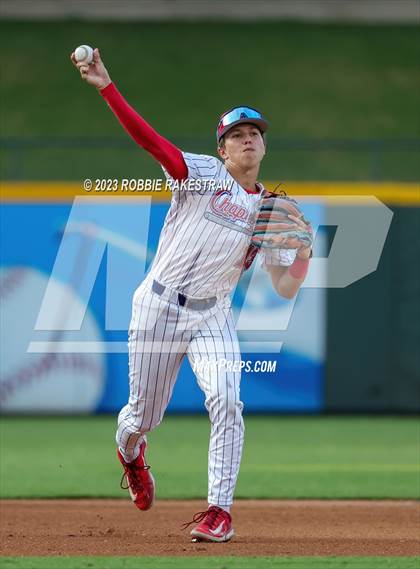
251 193 313 250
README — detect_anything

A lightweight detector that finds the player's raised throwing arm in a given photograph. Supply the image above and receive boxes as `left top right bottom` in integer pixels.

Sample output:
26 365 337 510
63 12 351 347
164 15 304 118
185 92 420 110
70 47 188 181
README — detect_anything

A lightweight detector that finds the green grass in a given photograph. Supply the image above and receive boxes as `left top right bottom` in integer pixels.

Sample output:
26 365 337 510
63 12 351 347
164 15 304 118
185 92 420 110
0 558 419 569
0 22 419 180
1 22 419 138
0 416 418 499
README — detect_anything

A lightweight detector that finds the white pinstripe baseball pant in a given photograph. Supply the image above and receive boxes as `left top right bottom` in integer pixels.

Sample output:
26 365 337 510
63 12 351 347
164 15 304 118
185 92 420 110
116 282 244 507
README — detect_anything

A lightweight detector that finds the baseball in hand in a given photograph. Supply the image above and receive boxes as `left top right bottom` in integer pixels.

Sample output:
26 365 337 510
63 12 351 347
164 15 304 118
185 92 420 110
74 44 94 64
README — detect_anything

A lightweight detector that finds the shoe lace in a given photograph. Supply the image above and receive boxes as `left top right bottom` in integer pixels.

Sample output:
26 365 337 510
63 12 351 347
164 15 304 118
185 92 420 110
120 461 151 492
181 506 220 531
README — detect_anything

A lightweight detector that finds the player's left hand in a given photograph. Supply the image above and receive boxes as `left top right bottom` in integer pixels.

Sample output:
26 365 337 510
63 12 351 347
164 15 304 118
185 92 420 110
286 214 313 258
251 194 313 251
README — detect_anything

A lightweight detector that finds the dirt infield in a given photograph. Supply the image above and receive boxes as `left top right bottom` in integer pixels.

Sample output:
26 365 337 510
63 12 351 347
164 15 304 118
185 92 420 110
1 499 419 556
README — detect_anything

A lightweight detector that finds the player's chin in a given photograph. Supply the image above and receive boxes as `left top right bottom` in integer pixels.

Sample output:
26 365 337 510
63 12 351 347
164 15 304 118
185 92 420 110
240 153 262 168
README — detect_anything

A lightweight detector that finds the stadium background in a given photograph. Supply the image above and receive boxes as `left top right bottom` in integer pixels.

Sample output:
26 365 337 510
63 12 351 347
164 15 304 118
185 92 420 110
0 1 419 568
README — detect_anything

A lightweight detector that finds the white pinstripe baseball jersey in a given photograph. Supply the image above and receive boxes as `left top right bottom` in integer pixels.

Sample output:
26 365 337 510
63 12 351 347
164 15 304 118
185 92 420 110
146 152 294 298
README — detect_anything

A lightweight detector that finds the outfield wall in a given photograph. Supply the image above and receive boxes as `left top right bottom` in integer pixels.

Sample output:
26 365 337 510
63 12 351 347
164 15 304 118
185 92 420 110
0 184 326 414
326 203 420 412
1 182 418 414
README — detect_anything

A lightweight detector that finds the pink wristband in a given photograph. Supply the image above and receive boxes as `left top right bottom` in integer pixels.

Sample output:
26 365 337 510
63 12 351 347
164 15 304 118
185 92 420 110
288 256 309 279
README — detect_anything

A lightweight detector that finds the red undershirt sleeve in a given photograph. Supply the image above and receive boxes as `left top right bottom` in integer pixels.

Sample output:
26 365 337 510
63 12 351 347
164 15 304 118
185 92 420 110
99 82 188 181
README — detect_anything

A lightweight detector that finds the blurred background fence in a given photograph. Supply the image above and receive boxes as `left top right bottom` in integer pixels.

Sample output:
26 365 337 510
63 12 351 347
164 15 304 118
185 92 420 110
1 137 419 181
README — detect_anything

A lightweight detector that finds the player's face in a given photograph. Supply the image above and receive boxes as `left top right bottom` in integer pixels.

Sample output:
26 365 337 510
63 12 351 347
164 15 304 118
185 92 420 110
218 124 265 169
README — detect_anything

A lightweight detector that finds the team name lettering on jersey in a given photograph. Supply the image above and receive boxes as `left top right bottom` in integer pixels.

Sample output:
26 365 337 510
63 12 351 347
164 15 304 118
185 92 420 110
210 190 251 222
204 190 256 235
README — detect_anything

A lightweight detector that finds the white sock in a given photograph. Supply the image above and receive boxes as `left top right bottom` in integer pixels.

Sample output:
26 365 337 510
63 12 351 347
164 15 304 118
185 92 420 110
119 445 140 463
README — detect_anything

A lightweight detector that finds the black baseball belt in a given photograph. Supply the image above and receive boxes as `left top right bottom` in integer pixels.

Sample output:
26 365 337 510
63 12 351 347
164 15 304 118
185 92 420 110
152 279 217 311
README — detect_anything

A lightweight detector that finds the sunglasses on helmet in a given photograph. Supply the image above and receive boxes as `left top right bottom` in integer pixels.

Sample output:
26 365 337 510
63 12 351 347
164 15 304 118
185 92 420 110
217 106 268 143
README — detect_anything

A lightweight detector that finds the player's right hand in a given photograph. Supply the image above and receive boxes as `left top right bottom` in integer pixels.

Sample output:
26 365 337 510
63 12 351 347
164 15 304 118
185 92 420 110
70 48 111 91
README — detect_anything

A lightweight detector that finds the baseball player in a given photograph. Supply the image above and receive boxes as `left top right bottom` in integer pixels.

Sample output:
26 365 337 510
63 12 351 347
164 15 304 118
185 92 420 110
71 48 312 543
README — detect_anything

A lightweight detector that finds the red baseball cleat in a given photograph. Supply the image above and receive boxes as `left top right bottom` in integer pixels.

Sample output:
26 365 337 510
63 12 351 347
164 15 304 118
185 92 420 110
184 506 234 542
117 438 155 511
